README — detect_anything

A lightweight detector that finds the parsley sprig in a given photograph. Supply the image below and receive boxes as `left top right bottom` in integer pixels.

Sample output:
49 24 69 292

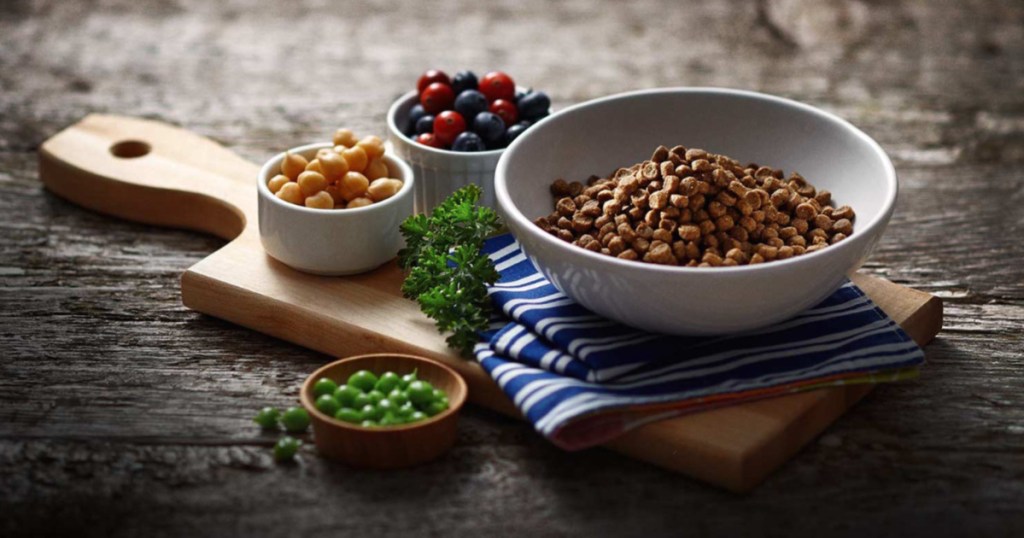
398 185 501 355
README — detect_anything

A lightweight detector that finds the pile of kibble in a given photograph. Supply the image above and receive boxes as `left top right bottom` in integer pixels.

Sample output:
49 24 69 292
268 129 403 210
534 145 855 267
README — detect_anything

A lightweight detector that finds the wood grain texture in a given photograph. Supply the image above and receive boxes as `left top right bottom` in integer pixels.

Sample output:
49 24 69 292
36 113 942 491
1 0 1022 536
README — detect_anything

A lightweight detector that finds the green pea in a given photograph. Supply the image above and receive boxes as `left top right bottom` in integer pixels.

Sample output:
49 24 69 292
397 401 415 419
253 407 280 429
432 388 445 401
313 377 338 398
399 369 418 390
360 419 378 428
347 370 378 392
407 380 435 407
334 385 362 407
315 394 340 416
423 400 447 417
273 436 302 462
375 371 401 394
379 413 400 426
388 388 409 407
367 390 385 405
334 407 363 424
353 392 372 409
362 403 384 421
409 411 426 423
280 406 311 433
376 398 394 414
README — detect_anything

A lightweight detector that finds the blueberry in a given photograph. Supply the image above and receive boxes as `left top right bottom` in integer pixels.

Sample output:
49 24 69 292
471 111 506 143
452 131 486 152
451 70 478 94
517 91 551 121
454 90 488 123
514 88 528 102
405 103 426 135
416 114 435 135
504 121 531 145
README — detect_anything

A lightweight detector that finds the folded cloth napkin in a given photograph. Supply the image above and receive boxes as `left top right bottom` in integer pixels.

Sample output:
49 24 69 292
473 234 925 450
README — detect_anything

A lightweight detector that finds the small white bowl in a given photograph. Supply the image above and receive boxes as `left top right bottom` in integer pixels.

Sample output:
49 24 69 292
386 89 515 213
495 88 898 335
257 143 414 275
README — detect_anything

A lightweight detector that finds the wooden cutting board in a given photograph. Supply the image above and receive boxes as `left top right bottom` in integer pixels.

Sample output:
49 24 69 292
38 115 943 492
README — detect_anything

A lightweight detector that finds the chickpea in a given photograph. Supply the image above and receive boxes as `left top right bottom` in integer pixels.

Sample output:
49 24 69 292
357 135 385 160
319 150 349 181
267 174 290 194
367 178 403 202
316 148 335 161
325 185 345 204
297 171 328 197
346 197 374 209
339 171 369 201
341 146 368 173
276 182 303 205
281 151 308 180
333 128 358 148
364 158 388 181
304 191 334 209
305 159 323 174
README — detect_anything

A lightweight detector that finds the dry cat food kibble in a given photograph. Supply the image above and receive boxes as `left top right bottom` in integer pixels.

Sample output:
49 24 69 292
534 145 856 267
268 129 404 209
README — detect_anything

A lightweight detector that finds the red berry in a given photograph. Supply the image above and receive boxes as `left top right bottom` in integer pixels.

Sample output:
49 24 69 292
420 82 455 114
416 70 450 94
479 71 515 102
489 99 518 125
433 111 467 145
415 132 443 148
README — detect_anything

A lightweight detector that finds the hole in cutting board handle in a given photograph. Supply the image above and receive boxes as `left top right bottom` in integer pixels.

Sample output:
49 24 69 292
109 140 151 159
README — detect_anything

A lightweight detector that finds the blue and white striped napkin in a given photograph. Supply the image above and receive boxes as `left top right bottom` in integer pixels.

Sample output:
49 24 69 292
473 234 925 450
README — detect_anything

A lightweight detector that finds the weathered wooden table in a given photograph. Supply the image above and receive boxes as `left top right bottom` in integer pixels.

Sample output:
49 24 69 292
2 0 1022 536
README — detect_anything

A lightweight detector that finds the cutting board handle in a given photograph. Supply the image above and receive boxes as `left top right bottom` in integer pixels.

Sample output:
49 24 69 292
39 114 259 241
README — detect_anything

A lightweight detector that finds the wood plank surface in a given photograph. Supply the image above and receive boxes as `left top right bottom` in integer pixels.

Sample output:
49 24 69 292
1 0 1022 536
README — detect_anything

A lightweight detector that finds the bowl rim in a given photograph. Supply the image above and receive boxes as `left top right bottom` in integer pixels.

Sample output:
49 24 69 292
494 86 898 274
300 353 468 433
386 88 517 159
257 142 415 216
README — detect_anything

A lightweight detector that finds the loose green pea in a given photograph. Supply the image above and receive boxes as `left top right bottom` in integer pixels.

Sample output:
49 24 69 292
353 392 372 409
273 436 302 462
334 407 363 424
315 394 340 416
347 370 378 392
375 371 401 394
367 390 385 405
334 385 362 407
313 377 339 398
280 406 311 433
253 407 280 429
407 380 435 407
362 403 383 421
388 388 409 407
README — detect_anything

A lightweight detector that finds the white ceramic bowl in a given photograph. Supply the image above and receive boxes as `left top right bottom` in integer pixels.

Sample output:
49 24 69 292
257 143 414 275
387 89 519 213
495 88 898 335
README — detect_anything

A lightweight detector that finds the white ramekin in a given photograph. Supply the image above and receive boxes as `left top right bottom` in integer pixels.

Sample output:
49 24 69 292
257 143 414 276
386 90 505 213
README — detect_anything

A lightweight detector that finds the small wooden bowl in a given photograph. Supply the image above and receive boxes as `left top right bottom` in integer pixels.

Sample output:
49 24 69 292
300 353 468 469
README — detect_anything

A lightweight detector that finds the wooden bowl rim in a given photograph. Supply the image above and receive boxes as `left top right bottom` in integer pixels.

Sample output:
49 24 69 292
300 353 468 434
